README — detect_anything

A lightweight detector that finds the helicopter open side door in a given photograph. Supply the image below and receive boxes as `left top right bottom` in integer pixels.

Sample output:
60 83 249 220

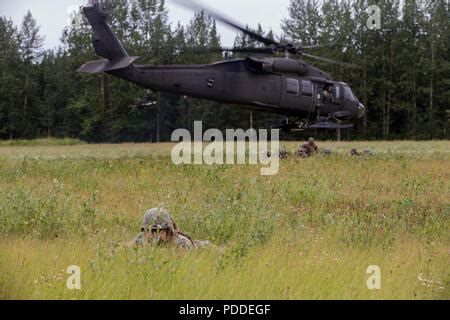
311 80 343 116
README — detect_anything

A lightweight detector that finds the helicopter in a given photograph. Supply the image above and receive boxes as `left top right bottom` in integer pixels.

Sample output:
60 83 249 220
78 0 366 131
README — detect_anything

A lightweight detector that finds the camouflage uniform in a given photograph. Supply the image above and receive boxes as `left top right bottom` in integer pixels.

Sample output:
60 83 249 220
297 138 318 157
133 208 211 249
297 147 309 158
175 236 211 250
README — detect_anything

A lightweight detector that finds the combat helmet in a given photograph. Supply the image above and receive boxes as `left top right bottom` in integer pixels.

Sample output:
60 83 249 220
141 208 175 233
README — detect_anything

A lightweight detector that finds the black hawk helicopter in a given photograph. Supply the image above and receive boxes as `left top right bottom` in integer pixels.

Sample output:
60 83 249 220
79 0 366 131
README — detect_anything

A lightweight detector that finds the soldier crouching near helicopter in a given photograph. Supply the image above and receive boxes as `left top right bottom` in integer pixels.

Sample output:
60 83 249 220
297 138 319 158
126 208 211 249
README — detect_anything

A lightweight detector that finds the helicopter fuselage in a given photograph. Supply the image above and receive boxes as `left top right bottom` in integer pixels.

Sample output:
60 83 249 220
110 57 365 120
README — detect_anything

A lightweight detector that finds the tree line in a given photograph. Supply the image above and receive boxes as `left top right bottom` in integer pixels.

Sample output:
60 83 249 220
0 0 448 142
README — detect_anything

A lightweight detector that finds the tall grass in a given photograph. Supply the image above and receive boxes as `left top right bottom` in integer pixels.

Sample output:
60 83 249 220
0 141 448 300
1 234 447 300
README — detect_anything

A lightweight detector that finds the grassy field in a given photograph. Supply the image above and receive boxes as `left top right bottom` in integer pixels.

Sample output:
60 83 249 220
0 140 448 300
0 138 86 147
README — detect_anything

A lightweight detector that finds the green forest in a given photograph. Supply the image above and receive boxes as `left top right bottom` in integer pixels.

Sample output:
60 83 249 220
0 0 449 142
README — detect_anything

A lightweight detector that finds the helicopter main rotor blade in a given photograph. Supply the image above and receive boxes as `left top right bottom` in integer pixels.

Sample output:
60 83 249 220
179 45 334 56
172 0 279 47
180 47 275 54
300 44 335 50
301 52 361 69
226 47 275 54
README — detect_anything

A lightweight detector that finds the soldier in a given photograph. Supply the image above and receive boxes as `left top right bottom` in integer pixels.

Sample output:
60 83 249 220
130 208 211 249
349 148 361 157
305 137 319 154
297 138 319 158
323 85 333 101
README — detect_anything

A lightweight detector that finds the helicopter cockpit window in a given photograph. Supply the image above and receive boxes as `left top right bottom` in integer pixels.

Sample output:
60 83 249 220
302 80 313 97
287 78 299 96
343 85 357 101
334 86 341 100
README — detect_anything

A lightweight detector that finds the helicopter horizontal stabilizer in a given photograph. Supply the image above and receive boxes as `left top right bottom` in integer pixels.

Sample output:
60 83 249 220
78 56 140 74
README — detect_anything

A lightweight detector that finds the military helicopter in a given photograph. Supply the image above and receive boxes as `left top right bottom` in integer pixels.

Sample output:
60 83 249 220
79 0 366 131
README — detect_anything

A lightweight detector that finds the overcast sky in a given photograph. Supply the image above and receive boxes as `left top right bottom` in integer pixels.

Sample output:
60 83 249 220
0 0 291 49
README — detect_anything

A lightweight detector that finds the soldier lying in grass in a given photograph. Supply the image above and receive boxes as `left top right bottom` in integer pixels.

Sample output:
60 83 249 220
124 208 211 249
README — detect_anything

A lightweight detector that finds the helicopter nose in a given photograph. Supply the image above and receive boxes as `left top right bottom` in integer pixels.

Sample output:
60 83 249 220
357 103 366 119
